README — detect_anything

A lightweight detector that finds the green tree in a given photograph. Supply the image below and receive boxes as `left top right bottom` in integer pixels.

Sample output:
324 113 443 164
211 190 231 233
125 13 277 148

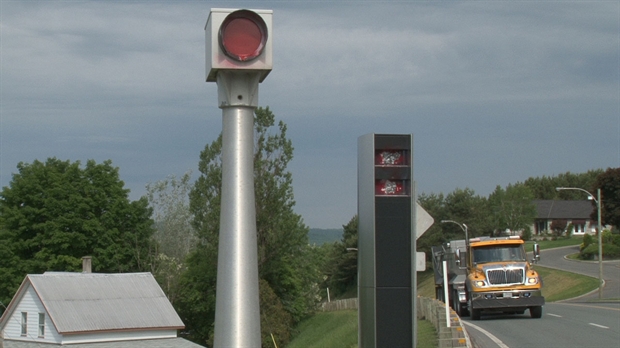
0 158 155 315
487 184 536 235
524 170 602 199
179 107 313 347
145 171 196 304
593 167 620 229
444 188 490 237
416 190 488 263
323 216 358 298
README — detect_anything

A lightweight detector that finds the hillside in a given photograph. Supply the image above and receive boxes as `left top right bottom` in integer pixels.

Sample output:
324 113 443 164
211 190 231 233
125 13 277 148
308 228 342 245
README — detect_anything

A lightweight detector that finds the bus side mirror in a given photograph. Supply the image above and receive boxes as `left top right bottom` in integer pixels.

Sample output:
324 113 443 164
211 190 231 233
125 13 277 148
532 243 541 263
455 249 461 266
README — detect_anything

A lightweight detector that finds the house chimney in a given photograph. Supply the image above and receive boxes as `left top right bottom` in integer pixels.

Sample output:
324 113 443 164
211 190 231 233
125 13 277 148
82 256 92 273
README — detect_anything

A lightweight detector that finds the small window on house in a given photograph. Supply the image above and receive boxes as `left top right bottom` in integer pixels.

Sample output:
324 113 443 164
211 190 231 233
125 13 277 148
21 312 27 336
38 313 45 337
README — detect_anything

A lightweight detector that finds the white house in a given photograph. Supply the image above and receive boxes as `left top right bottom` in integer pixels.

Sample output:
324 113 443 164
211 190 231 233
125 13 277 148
0 271 204 347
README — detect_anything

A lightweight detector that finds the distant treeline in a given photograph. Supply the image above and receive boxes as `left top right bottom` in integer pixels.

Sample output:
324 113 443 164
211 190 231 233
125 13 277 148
308 228 343 245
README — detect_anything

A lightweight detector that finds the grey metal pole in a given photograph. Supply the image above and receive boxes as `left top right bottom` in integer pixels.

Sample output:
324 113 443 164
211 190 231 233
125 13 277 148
412 181 418 348
597 188 603 300
213 71 262 348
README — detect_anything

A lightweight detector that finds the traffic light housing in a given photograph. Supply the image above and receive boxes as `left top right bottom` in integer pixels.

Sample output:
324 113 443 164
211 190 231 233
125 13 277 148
358 134 416 347
205 8 273 82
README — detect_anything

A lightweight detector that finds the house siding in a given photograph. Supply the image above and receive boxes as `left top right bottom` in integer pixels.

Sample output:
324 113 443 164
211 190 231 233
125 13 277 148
2 286 61 344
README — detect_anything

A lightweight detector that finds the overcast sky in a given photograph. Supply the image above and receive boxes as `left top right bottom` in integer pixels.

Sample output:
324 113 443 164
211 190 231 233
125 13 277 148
1 0 619 229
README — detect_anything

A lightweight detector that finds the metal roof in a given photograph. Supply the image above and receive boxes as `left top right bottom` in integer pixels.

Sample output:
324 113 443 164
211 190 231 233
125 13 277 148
534 200 594 220
6 272 184 334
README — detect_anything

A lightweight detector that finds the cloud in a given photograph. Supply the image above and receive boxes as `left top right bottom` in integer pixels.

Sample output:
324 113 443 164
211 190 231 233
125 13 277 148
1 0 618 229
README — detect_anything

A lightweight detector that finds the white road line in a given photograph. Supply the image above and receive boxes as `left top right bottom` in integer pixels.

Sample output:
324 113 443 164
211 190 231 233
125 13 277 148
589 323 609 329
462 321 510 348
547 313 562 318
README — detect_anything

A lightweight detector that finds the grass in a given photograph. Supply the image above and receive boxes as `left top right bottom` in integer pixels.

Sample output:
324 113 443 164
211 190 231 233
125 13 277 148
417 318 439 348
285 310 438 348
536 265 599 302
287 310 358 348
285 271 440 348
417 269 438 298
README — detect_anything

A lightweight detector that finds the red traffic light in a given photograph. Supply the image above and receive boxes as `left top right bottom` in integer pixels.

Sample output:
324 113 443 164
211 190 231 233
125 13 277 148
219 10 268 62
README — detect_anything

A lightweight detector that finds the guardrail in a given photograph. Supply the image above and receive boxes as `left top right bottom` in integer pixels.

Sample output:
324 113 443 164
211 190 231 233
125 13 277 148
417 297 471 348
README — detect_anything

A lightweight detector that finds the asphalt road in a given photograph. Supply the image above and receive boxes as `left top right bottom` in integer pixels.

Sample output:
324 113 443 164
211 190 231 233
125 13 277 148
463 245 620 348
464 302 620 348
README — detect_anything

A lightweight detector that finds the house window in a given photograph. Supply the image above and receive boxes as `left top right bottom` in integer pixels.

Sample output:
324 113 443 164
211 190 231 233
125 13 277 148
21 312 27 336
572 220 586 234
574 223 585 234
38 313 45 337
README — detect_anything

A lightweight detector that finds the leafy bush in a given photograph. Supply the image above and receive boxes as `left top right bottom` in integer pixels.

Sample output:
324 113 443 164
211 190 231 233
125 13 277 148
581 234 594 251
580 243 598 260
603 244 620 258
521 227 532 241
580 241 620 260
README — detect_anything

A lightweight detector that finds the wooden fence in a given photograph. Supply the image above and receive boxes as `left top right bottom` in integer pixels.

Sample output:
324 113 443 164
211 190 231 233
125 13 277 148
320 298 358 311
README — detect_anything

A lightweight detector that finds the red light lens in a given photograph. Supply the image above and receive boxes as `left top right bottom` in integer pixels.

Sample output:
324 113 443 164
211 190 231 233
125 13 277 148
219 10 267 62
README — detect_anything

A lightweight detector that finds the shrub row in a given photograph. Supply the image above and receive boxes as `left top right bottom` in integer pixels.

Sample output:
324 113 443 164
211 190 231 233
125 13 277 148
579 230 620 260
